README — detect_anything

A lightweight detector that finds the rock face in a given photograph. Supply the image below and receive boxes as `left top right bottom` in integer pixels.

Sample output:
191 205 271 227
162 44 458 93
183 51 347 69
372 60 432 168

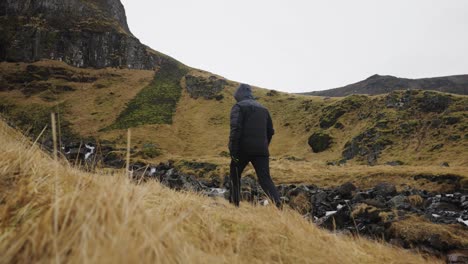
342 128 393 165
0 0 170 69
185 74 227 100
303 74 468 96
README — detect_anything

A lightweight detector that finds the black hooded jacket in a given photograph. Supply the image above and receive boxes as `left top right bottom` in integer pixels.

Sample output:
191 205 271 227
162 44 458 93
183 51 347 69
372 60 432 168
229 84 274 157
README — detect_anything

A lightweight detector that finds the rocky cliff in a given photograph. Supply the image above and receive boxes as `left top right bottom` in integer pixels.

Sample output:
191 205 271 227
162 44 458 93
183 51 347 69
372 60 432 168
0 0 172 69
304 74 468 97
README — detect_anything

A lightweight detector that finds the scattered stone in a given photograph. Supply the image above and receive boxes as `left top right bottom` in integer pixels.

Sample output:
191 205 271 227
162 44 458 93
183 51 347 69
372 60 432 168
447 250 468 264
448 135 461 141
441 162 450 167
266 90 279 96
386 160 404 166
374 183 397 197
337 182 357 199
334 122 344 129
389 195 409 209
430 143 444 152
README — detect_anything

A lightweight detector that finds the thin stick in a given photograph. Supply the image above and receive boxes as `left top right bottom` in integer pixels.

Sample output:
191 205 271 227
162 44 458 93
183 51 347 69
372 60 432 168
137 165 150 185
51 113 60 264
57 106 62 152
31 124 48 148
74 141 83 167
126 129 131 179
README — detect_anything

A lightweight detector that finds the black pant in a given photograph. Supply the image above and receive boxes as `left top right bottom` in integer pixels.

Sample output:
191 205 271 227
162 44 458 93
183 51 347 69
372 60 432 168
230 155 281 207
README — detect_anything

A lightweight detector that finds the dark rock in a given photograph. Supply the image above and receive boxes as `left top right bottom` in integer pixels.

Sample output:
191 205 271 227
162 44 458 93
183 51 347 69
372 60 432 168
55 85 76 92
429 143 444 152
342 128 392 165
160 169 204 192
334 122 344 129
337 182 357 199
351 192 370 203
266 90 279 96
427 234 451 251
386 160 404 166
308 131 333 153
447 250 468 264
441 162 450 167
362 198 387 209
448 135 461 141
316 206 351 230
389 195 409 209
374 183 397 197
427 202 459 212
443 116 461 125
326 159 347 166
417 91 451 113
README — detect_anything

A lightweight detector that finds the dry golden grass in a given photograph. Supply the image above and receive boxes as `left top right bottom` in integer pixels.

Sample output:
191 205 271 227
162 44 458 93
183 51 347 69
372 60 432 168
389 216 468 250
0 60 154 135
0 120 440 263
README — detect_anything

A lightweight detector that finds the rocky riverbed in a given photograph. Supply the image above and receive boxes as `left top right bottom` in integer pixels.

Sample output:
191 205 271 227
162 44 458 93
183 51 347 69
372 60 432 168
60 143 468 262
129 161 468 262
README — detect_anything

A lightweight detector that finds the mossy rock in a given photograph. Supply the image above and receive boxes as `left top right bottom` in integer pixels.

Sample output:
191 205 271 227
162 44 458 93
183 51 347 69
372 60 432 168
319 95 368 129
416 91 451 113
443 115 462 125
308 131 333 153
342 128 393 165
185 74 227 100
266 90 279 96
137 143 162 159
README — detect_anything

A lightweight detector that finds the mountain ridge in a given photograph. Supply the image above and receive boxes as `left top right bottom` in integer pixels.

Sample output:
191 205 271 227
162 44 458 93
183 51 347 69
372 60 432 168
303 74 468 97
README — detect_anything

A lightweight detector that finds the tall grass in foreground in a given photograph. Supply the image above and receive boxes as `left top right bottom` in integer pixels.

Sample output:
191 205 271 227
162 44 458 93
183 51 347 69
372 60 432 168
0 120 438 263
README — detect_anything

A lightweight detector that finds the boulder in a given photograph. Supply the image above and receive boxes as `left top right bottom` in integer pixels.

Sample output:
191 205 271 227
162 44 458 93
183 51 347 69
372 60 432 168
337 182 357 199
308 131 333 153
374 183 397 197
389 195 410 209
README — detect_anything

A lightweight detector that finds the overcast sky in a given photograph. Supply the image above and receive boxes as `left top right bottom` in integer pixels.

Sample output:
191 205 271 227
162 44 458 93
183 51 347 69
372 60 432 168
121 0 468 93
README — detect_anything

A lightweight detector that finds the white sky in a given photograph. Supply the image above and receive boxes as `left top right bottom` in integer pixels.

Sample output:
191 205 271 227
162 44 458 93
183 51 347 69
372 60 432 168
121 0 468 93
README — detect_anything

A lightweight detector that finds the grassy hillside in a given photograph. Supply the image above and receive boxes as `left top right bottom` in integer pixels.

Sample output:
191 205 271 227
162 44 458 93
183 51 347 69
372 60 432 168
0 119 438 263
1 60 468 190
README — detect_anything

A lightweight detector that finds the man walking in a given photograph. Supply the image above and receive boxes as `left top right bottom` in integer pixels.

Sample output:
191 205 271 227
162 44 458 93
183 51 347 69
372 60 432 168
228 83 281 207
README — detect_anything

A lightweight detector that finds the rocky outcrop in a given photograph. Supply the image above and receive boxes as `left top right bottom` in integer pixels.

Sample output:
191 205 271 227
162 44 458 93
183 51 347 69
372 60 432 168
185 74 227 100
319 95 368 129
0 0 172 69
303 74 468 96
342 128 393 165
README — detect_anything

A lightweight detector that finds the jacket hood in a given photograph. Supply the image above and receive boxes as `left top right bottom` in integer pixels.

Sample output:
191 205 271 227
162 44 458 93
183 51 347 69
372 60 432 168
234 83 254 102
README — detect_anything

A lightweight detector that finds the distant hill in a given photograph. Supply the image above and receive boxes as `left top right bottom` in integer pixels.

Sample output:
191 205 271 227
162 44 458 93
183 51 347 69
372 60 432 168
303 74 468 97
